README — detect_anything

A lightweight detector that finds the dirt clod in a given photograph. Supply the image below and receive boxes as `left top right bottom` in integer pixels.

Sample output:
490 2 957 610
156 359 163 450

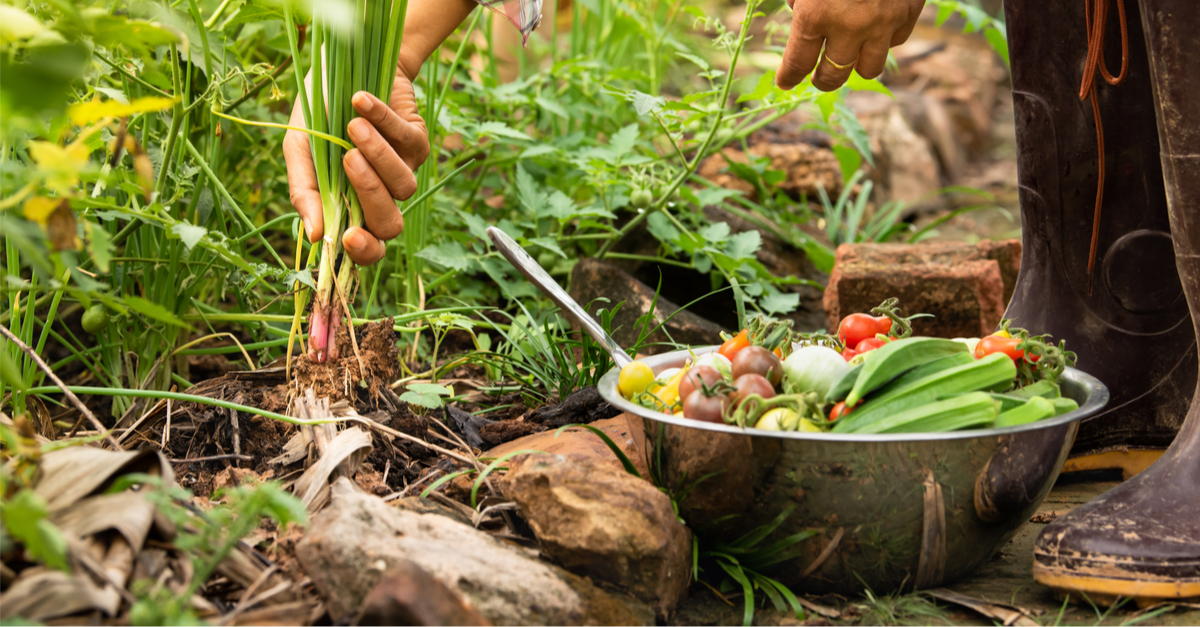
292 318 399 405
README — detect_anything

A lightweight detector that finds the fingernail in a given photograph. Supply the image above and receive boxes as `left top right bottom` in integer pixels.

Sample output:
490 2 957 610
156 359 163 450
346 151 369 174
355 92 374 114
348 120 369 142
345 229 366 252
304 220 315 241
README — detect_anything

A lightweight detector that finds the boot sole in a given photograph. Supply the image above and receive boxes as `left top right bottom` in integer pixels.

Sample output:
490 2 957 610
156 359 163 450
1033 563 1200 602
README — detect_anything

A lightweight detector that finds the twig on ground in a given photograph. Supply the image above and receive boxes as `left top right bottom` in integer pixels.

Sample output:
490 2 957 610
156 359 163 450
801 527 845 579
0 323 122 450
171 454 254 464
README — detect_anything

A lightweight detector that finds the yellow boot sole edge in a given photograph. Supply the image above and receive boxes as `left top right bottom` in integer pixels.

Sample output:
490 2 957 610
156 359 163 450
1033 564 1200 603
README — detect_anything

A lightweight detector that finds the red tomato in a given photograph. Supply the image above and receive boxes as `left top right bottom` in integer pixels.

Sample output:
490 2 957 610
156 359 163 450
718 329 751 361
854 336 891 354
830 401 855 421
974 335 1030 362
841 348 860 362
837 313 893 349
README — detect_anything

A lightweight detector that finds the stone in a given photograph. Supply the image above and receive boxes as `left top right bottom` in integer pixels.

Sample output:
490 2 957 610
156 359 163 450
888 24 1008 161
296 478 653 626
846 91 943 206
504 454 692 618
486 415 649 478
568 257 726 353
833 240 1021 305
356 560 490 626
824 254 1006 339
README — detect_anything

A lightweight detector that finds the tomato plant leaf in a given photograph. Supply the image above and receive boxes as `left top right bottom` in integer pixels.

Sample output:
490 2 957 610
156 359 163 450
170 223 207 250
417 241 472 272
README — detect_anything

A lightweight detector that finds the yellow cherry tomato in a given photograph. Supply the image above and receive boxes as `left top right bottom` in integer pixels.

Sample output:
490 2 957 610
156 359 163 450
797 418 823 432
755 408 798 431
619 361 656 399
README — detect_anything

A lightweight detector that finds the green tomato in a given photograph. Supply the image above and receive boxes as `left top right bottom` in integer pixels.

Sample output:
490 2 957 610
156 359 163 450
81 305 110 334
630 188 653 209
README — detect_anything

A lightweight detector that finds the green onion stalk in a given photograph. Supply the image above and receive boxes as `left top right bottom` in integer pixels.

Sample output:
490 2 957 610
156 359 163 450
284 0 408 362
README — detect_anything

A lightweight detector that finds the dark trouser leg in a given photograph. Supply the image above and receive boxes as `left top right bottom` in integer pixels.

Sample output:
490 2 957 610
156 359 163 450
1030 0 1200 601
1003 0 1195 466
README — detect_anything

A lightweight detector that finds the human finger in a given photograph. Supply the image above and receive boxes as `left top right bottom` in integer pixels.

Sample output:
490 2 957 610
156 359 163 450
352 91 429 172
855 37 891 80
342 226 387 266
347 117 419 202
342 148 406 241
890 5 922 46
283 97 324 242
776 11 824 89
812 36 863 91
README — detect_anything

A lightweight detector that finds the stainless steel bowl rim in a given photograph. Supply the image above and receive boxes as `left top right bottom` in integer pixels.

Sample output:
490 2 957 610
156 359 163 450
598 346 1110 443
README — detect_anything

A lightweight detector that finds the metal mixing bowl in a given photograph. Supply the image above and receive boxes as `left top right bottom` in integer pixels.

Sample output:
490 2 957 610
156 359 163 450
598 347 1110 595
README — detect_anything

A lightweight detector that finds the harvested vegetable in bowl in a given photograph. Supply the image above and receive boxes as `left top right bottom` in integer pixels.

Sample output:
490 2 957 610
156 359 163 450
617 302 1080 434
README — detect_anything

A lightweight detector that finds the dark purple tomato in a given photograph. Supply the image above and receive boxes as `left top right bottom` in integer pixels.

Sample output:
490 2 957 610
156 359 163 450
732 373 776 413
683 388 731 423
679 365 724 403
731 346 784 387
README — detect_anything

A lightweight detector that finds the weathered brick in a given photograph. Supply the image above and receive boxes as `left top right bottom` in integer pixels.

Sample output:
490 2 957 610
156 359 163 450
825 257 1006 339
833 240 1021 305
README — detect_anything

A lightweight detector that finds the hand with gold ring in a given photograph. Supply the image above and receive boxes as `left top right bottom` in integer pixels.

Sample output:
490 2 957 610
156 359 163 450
776 0 927 92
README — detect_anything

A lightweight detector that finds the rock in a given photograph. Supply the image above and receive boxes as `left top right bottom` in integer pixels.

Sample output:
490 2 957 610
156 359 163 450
824 242 1009 338
504 455 692 617
568 258 726 353
888 23 1008 161
297 478 653 626
390 495 474 527
356 560 490 626
486 415 649 478
846 91 942 206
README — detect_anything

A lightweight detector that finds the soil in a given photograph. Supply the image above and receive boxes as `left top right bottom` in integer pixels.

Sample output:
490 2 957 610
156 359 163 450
291 317 399 405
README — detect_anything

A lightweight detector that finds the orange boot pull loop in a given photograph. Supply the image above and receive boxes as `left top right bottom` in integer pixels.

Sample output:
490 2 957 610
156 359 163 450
1080 0 1130 294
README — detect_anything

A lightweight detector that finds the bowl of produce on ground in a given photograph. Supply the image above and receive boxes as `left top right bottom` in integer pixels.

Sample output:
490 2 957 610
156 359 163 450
598 301 1109 595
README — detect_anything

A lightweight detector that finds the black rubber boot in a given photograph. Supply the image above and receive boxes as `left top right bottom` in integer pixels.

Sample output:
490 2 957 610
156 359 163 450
1031 0 1200 602
1002 0 1195 464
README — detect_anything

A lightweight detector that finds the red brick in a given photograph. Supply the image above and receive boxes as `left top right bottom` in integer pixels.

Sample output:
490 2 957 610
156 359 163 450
834 240 1022 305
825 256 1006 339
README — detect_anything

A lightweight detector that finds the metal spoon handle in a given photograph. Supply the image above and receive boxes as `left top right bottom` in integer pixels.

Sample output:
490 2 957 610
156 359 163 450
487 227 632 368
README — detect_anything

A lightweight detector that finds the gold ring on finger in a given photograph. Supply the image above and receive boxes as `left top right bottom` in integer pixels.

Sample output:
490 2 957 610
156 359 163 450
823 52 856 71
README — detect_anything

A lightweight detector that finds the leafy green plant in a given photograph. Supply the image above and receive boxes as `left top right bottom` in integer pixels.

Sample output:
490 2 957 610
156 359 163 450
929 0 1010 66
400 382 453 410
818 170 912 247
693 507 818 626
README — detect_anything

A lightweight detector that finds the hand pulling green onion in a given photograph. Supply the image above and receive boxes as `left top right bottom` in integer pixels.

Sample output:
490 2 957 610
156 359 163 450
284 0 409 363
